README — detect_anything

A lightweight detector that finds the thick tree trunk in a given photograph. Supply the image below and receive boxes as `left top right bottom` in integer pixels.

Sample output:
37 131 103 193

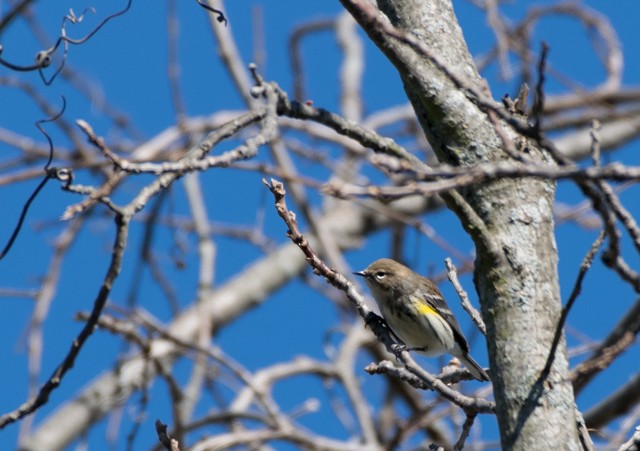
341 0 580 448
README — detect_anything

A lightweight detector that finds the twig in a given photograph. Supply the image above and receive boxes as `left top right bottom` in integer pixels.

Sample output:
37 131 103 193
590 119 602 168
575 406 595 451
617 425 640 451
0 212 130 428
540 230 605 380
1 98 67 259
532 42 549 134
155 419 181 451
445 258 485 335
454 412 477 451
572 298 640 394
583 374 640 430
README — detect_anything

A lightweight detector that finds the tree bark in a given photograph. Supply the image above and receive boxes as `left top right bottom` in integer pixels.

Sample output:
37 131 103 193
341 0 580 448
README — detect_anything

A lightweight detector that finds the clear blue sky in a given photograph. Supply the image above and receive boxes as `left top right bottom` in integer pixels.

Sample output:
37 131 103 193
1 1 639 449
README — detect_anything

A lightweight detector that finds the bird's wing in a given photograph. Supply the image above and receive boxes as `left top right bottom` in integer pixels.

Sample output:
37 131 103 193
419 282 471 353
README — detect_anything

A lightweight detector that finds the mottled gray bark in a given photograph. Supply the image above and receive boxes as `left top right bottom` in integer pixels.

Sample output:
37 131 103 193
341 0 579 448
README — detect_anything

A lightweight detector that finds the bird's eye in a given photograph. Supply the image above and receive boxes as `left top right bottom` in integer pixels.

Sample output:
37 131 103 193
375 271 386 280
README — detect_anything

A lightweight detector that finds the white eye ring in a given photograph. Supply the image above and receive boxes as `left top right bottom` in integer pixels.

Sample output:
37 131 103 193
375 271 386 280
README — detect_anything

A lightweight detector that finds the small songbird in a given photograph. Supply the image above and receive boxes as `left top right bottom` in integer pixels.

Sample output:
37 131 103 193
354 258 490 381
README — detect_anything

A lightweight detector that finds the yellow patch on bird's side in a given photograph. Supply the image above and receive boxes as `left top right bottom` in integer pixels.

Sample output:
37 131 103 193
413 299 437 316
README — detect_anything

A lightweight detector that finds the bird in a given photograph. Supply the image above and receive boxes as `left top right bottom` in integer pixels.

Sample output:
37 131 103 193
354 258 490 381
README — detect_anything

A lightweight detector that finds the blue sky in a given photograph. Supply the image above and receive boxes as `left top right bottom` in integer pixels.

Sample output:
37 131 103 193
1 1 639 449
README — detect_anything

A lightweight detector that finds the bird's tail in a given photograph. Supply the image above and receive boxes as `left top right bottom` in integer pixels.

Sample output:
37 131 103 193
458 353 490 382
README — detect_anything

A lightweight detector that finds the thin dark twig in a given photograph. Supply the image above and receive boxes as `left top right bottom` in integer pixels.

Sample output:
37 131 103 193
125 191 180 314
0 176 50 259
288 19 335 101
0 97 66 259
507 230 605 446
156 419 180 451
0 212 130 428
572 298 640 394
125 344 153 451
41 2 132 85
57 3 130 45
196 0 228 26
0 0 34 32
532 42 549 134
541 230 605 378
37 97 67 169
0 0 132 85
454 412 477 451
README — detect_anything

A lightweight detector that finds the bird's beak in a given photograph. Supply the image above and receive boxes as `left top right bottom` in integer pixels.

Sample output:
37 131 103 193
353 270 367 277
